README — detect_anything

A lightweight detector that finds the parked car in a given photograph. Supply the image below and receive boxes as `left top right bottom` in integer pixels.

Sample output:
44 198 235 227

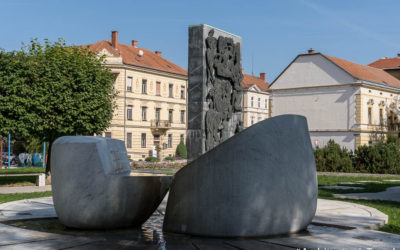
2 152 17 165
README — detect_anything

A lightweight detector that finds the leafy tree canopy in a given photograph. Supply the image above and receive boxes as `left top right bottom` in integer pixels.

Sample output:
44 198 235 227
0 39 116 174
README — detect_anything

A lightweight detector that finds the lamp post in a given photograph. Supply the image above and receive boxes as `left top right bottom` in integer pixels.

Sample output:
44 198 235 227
43 136 46 168
8 134 11 169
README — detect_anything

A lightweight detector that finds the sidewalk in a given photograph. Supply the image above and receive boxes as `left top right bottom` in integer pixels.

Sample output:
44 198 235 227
318 171 400 178
0 185 51 194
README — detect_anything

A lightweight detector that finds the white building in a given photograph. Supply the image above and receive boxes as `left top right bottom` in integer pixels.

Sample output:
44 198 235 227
241 73 270 128
269 50 400 151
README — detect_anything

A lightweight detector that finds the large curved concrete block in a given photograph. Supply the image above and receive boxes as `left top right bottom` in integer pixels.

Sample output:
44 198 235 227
163 115 317 237
51 136 172 229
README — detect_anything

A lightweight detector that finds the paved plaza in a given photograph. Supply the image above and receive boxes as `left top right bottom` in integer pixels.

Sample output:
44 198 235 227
0 194 399 249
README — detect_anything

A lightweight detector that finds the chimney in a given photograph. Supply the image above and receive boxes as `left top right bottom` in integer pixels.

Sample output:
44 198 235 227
259 72 266 81
111 31 118 48
155 51 162 57
308 48 315 54
397 53 400 58
132 40 138 48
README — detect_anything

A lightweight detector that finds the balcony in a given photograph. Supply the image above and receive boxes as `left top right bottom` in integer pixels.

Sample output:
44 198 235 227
151 120 171 134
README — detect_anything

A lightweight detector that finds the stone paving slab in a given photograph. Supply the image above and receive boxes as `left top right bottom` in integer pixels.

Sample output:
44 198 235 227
0 197 56 222
313 199 388 230
0 196 398 249
334 186 400 202
0 185 51 194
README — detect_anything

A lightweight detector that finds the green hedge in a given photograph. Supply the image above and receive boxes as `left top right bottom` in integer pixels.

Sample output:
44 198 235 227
315 139 400 174
314 140 354 172
145 156 160 163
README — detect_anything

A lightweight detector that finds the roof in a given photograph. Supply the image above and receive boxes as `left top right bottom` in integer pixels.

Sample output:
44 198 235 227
368 57 400 70
322 54 400 88
83 40 187 76
271 52 400 89
242 74 269 91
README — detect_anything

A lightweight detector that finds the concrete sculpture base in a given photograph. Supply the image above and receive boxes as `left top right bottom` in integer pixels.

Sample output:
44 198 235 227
163 115 318 237
51 136 172 229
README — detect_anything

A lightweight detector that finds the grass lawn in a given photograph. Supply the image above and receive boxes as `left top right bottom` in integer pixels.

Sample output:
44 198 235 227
318 175 400 235
0 191 52 205
0 168 46 187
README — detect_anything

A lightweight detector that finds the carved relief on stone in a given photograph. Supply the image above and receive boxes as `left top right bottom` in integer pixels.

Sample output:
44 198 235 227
204 29 243 151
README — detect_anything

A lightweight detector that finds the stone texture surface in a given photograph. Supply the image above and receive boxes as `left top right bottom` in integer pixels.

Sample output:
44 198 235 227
187 24 242 162
51 136 173 229
0 197 395 249
164 115 318 237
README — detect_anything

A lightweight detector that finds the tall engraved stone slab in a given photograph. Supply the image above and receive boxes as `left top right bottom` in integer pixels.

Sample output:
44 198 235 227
187 24 243 162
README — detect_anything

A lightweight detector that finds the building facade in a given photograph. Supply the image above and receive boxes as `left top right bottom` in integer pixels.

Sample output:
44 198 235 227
269 50 400 151
241 73 270 128
87 31 188 160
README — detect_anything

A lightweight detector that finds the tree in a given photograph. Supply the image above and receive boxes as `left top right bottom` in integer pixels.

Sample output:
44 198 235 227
0 39 116 176
176 141 187 159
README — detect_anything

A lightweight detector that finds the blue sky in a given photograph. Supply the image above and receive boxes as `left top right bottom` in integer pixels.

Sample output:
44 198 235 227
1 0 399 82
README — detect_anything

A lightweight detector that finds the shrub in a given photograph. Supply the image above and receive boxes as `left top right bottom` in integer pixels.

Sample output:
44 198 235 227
176 141 187 159
164 156 175 161
355 142 400 174
387 133 399 147
314 140 354 172
145 156 160 163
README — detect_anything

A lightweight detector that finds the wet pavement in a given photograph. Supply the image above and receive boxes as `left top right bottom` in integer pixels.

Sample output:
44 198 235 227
0 195 399 249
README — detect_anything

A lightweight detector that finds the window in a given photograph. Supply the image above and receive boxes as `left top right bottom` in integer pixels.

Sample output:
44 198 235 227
105 132 112 138
127 77 132 92
155 108 161 121
168 109 173 123
379 108 383 125
265 98 268 109
368 107 372 125
258 98 260 108
127 105 132 120
142 107 147 121
141 133 146 148
180 110 185 124
154 135 160 141
168 134 172 148
156 81 161 96
142 79 147 94
127 133 132 148
180 134 184 143
181 86 185 99
251 116 254 125
251 97 254 107
169 84 173 97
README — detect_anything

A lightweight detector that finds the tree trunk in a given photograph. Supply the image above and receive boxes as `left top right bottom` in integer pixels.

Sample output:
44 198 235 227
45 138 54 181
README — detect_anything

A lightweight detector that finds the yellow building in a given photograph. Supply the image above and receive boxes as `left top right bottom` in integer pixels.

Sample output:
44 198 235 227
241 73 270 128
86 31 188 160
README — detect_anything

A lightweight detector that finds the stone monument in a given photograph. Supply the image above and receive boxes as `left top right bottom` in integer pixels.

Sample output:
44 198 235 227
163 115 318 237
51 136 172 229
187 24 243 162
163 24 318 237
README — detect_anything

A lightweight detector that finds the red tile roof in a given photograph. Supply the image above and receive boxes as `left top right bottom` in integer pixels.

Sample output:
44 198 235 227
242 74 269 91
83 40 187 76
322 54 400 88
368 57 400 69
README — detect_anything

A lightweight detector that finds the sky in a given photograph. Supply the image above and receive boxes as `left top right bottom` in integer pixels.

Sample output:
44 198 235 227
1 0 400 83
